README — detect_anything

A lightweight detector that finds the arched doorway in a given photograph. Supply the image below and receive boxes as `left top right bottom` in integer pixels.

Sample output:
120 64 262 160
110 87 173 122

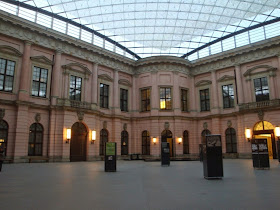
121 130 128 155
28 123 43 156
0 120 8 156
142 130 150 155
253 121 277 159
161 130 173 157
70 122 87 162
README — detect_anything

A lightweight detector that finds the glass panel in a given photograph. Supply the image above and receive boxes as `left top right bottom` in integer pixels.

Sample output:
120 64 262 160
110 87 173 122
0 75 3 90
4 76 13 91
6 61 15 76
0 59 6 74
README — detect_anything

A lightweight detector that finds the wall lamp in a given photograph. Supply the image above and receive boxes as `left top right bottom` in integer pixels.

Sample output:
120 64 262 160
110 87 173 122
178 137 182 144
66 128 71 144
275 126 280 141
245 128 252 142
152 137 157 145
91 130 96 144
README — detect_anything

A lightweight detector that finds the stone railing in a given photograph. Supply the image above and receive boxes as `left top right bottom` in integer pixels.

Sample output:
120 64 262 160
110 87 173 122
57 99 91 110
239 99 280 111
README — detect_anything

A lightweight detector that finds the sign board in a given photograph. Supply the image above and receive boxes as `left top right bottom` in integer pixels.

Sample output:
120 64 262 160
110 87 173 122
251 139 269 169
106 142 116 155
161 142 170 166
105 142 117 172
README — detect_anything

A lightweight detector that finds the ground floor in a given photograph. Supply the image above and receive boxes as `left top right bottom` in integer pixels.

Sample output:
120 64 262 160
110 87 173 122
0 160 279 210
0 104 280 162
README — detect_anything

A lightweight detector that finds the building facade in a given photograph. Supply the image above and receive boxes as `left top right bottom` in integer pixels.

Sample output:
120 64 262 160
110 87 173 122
0 11 280 162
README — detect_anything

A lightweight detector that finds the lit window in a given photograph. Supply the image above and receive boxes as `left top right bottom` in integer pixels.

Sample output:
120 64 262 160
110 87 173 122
69 76 82 101
160 87 172 110
141 88 151 111
0 58 15 92
32 66 48 97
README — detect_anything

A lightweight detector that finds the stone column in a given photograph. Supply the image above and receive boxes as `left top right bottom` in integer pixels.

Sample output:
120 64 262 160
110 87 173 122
51 50 62 105
151 71 159 115
91 63 98 105
113 70 120 114
235 65 244 104
211 70 219 114
18 41 32 101
189 75 196 115
269 75 276 100
132 75 137 113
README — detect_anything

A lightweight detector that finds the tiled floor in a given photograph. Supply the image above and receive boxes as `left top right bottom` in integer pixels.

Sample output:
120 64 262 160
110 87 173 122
0 159 279 210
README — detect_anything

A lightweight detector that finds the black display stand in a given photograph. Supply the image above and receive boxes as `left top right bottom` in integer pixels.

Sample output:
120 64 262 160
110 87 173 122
277 141 280 162
161 142 170 166
251 139 270 169
203 135 223 179
105 142 117 172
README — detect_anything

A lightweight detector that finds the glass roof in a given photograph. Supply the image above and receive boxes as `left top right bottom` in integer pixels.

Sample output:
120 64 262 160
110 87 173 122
1 0 280 61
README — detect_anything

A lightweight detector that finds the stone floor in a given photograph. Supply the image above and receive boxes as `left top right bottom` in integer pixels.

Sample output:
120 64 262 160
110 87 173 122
0 159 279 210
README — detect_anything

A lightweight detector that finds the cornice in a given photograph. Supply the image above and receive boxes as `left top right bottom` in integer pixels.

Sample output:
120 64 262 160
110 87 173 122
118 79 132 87
98 74 114 82
195 80 212 87
0 10 135 74
30 56 53 65
136 56 191 67
217 75 235 82
62 62 91 75
135 62 190 75
243 65 277 77
0 45 22 57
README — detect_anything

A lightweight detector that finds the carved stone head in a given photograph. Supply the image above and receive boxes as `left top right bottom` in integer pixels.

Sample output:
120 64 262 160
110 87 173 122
103 121 107 129
77 111 84 121
123 123 127 131
258 110 264 121
0 109 5 120
35 113 41 123
164 122 170 130
203 122 208 130
227 120 232 128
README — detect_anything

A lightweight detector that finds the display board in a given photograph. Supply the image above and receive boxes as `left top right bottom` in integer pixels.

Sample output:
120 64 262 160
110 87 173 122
161 142 170 166
203 135 223 179
251 139 270 169
105 142 117 172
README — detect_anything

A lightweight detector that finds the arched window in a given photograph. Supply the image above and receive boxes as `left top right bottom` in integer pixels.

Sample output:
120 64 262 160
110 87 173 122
201 129 211 144
225 128 237 153
183 130 189 154
100 129 108 156
28 123 43 156
142 130 150 155
121 130 128 155
0 120 8 156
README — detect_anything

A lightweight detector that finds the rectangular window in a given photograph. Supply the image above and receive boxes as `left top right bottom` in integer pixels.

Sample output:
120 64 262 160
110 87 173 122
0 58 15 92
100 83 109 108
200 89 210 111
181 89 188 111
69 75 82 101
32 66 48 97
222 84 234 108
160 87 172 110
254 77 269 102
120 88 128 112
141 88 151 111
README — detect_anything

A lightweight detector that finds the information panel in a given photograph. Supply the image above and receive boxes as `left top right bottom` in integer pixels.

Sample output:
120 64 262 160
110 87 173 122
105 142 117 172
251 139 269 169
203 135 223 179
161 142 170 166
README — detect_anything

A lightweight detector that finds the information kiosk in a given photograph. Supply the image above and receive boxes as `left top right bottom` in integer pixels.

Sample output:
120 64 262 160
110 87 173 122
251 139 269 169
161 142 170 166
203 135 223 179
105 142 117 172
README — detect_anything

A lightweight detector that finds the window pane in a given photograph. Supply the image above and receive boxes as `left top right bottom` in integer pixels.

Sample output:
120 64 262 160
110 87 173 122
4 76 13 91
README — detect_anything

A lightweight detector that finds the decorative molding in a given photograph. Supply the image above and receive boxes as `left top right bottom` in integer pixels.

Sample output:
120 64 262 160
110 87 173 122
0 45 22 57
31 56 53 65
227 120 232 128
164 122 170 130
77 111 84 121
62 62 91 75
135 56 191 67
98 74 114 82
243 65 277 80
258 110 264 121
35 113 41 123
217 75 235 82
135 63 189 75
123 123 127 131
103 121 107 129
195 80 212 87
203 122 208 130
118 79 132 87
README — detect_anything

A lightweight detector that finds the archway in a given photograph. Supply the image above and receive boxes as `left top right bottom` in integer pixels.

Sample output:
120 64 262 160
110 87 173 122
0 120 8 156
161 130 173 157
253 121 277 159
70 122 87 162
121 130 129 155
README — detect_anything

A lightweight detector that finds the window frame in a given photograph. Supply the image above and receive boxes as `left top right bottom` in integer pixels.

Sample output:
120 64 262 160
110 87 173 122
0 57 16 93
159 86 172 110
253 77 270 102
100 83 109 109
140 87 151 112
183 130 189 154
69 75 82 101
199 88 210 112
99 129 108 156
31 66 48 98
181 88 188 112
120 88 128 112
142 130 150 155
225 127 237 153
28 123 43 156
222 84 235 109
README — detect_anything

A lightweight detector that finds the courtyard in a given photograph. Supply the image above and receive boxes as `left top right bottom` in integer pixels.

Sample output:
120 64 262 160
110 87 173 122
0 159 279 210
